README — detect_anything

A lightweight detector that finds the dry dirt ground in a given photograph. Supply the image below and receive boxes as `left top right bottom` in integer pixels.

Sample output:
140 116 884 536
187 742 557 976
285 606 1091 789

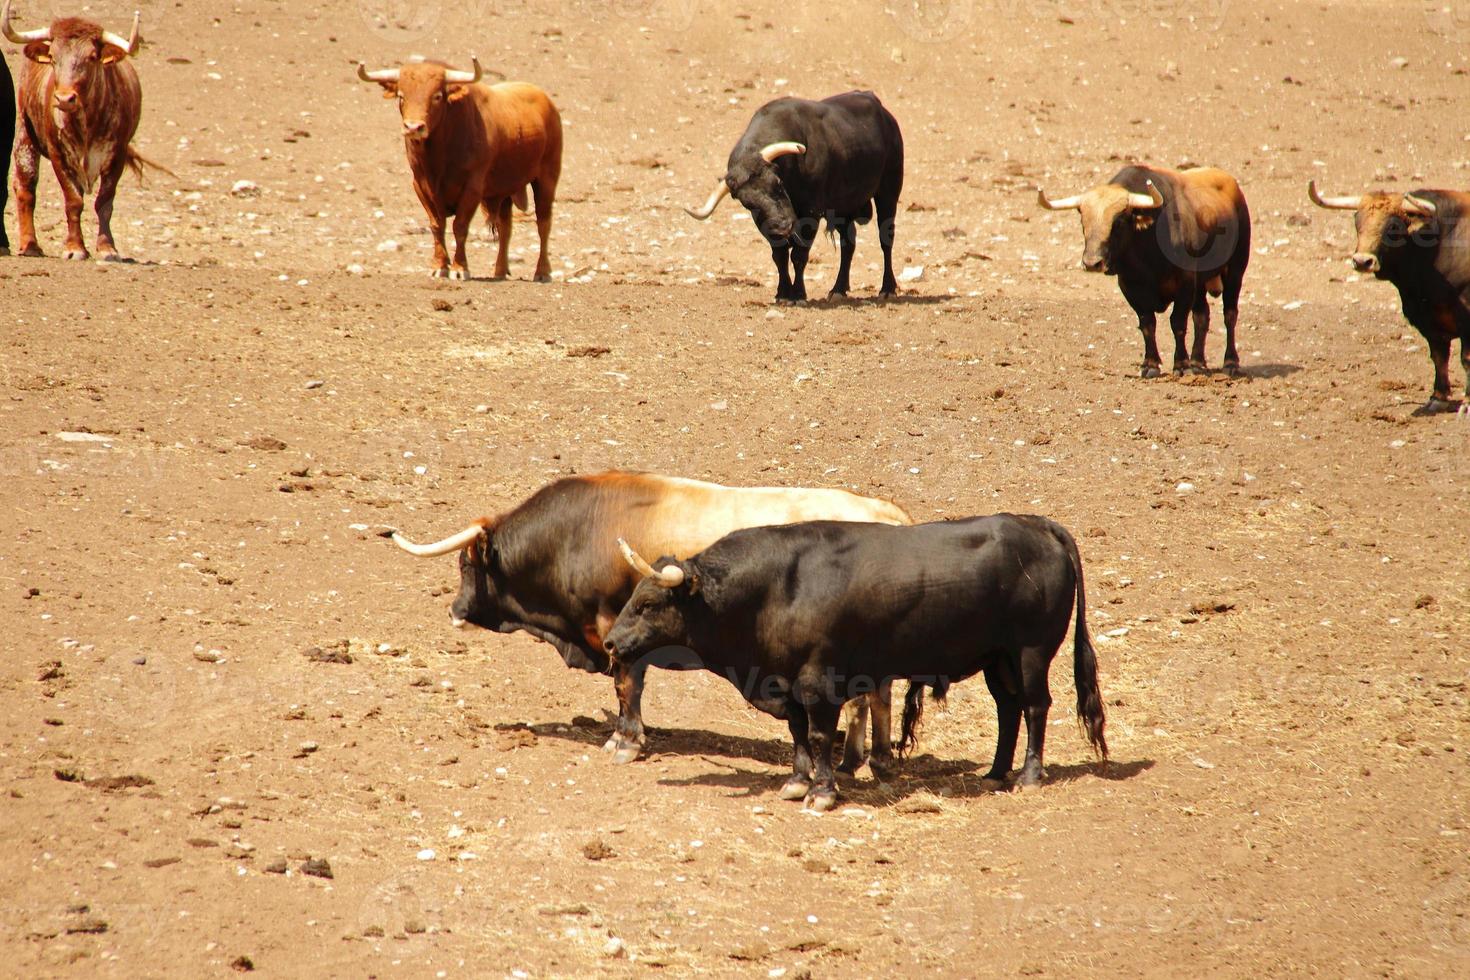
2 0 1468 976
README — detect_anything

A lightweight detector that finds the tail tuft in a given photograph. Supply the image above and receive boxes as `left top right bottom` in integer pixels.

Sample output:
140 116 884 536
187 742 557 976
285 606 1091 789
124 147 175 184
898 679 949 757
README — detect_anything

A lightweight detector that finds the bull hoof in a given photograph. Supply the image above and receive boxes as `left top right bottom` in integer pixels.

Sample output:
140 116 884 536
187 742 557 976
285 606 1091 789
0 246 9 257
1016 767 1045 789
62 249 89 261
18 244 44 258
601 735 619 753
1422 397 1458 415
534 274 552 283
868 757 896 783
803 788 838 813
835 755 863 776
1458 402 1470 420
779 777 811 801
449 268 468 281
1188 361 1209 375
1224 362 1243 378
96 251 125 264
1171 365 1188 378
429 268 449 279
1140 365 1161 379
610 744 641 765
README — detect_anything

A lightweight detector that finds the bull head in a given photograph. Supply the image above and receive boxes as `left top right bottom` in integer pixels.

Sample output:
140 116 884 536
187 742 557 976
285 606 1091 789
686 141 806 240
4 2 141 112
1307 180 1439 276
357 57 484 141
1037 180 1163 275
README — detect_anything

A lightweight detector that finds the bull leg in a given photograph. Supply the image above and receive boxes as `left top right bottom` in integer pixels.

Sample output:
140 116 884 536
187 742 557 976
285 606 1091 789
531 177 555 282
789 235 811 303
983 664 1022 782
1167 300 1192 377
447 188 481 281
1017 646 1054 787
1460 335 1470 415
1221 273 1243 376
1135 310 1163 378
771 243 794 302
11 124 43 257
876 191 899 296
837 695 868 774
867 679 896 782
1189 287 1211 372
1426 337 1456 410
424 204 450 278
606 660 649 765
780 701 815 801
829 217 857 298
803 696 842 812
492 197 514 280
93 157 128 262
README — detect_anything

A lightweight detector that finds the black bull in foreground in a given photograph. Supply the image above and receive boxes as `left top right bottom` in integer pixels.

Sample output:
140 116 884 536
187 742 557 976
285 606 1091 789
685 91 903 302
605 515 1109 812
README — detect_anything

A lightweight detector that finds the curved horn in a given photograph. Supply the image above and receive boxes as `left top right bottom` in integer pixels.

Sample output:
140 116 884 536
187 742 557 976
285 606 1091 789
1402 192 1438 217
391 525 485 558
617 538 685 588
1307 179 1362 211
1129 181 1164 210
1037 188 1084 211
100 10 140 54
2 0 50 43
759 141 806 164
684 179 729 220
357 62 400 83
444 57 482 84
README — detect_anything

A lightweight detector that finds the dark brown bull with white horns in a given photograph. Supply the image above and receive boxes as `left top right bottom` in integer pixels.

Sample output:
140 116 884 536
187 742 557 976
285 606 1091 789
5 1 162 261
1308 180 1470 416
1038 164 1251 378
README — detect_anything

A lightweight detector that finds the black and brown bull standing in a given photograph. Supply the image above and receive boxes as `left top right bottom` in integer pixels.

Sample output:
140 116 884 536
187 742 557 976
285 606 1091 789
1038 164 1252 378
1 44 13 255
1308 180 1470 416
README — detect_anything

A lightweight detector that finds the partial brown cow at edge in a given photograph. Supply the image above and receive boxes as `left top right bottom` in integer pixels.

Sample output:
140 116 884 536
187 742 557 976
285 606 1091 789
357 55 562 282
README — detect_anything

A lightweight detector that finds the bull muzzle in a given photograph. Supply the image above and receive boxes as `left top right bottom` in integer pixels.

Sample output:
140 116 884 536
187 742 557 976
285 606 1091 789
403 120 428 140
1351 253 1380 274
53 89 79 111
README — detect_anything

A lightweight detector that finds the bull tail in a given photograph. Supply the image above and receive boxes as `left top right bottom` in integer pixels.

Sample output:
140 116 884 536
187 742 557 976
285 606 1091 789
898 677 949 758
123 147 175 183
1053 522 1108 760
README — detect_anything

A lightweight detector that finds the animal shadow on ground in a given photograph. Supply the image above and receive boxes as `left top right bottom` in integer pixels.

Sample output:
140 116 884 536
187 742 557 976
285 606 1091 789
1239 361 1302 380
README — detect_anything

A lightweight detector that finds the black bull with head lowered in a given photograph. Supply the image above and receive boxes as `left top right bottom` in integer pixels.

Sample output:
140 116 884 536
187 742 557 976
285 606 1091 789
605 515 1109 812
685 91 903 302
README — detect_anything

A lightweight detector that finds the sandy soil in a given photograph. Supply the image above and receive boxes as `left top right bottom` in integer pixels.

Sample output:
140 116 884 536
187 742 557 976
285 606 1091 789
1 0 1467 976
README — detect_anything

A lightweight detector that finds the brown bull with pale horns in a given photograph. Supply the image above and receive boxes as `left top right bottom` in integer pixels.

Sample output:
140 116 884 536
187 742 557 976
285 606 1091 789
357 56 562 281
5 1 162 261
1038 164 1252 378
1309 179 1470 415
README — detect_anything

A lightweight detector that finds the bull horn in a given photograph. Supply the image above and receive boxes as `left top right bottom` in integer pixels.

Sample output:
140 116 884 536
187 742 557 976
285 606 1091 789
684 179 729 220
617 538 685 588
1129 181 1164 209
100 10 141 54
1403 192 1438 217
1307 179 1362 211
391 525 485 558
444 57 482 84
357 62 400 83
1036 188 1083 211
759 141 806 163
2 0 51 43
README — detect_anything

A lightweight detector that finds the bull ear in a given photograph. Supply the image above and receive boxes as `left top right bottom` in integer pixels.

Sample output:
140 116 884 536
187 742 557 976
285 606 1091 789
447 85 473 103
380 82 399 98
23 40 52 64
100 43 129 64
